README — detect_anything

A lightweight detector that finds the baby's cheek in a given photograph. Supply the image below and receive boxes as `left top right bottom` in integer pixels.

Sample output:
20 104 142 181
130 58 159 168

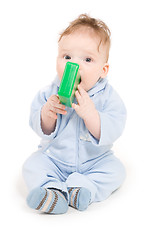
56 60 65 80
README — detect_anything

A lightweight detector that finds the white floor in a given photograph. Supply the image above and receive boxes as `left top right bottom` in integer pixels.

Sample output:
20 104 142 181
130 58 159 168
2 134 159 240
1 0 160 239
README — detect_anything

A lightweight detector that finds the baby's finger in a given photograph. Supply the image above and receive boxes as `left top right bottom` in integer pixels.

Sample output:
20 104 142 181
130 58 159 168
75 90 83 105
49 95 60 103
77 84 87 96
72 103 80 113
49 99 66 110
48 95 61 107
51 107 67 115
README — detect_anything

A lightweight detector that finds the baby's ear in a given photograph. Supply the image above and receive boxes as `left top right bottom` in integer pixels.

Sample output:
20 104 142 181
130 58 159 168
101 63 109 78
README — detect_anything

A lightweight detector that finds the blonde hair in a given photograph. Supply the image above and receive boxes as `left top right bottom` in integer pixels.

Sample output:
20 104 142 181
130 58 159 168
58 14 111 61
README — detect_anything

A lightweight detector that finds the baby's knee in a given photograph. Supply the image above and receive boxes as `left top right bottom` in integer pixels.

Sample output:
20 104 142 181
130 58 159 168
114 160 126 186
22 155 33 177
22 152 39 176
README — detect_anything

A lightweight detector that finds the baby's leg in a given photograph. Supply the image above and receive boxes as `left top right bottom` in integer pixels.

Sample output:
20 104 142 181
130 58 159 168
22 151 68 194
66 154 126 206
86 154 126 202
22 151 69 213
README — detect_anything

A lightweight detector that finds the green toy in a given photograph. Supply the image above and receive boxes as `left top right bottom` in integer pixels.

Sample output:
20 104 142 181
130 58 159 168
58 62 81 108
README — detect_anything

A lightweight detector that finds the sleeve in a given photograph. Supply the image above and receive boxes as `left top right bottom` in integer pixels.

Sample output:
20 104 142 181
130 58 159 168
29 82 61 139
88 86 127 146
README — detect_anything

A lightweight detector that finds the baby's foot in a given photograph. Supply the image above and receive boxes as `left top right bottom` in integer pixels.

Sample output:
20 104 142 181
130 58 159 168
67 187 91 211
27 187 68 214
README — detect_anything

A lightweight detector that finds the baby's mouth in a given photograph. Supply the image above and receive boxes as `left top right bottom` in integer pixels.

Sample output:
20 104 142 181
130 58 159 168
79 81 84 88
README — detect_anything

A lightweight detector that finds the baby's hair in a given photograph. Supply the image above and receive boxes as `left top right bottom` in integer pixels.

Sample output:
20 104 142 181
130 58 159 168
58 14 111 61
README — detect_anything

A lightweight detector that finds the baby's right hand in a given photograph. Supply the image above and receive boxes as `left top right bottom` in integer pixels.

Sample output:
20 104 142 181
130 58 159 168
41 95 67 120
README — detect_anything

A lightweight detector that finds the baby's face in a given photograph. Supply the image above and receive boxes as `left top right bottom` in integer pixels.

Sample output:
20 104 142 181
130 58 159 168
56 28 109 91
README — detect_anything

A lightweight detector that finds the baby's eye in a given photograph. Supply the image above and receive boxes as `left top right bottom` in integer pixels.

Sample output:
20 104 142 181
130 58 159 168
64 55 71 60
85 58 92 62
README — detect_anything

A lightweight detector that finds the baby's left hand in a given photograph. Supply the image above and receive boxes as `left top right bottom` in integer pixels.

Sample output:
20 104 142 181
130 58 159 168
72 85 97 120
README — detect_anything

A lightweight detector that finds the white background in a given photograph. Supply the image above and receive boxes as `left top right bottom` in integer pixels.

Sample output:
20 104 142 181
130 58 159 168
0 0 160 239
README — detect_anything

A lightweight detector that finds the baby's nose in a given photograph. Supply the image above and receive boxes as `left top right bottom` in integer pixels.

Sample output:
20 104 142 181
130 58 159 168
72 59 82 72
72 57 81 65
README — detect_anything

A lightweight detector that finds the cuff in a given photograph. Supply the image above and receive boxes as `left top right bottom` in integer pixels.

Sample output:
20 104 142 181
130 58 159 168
30 107 60 140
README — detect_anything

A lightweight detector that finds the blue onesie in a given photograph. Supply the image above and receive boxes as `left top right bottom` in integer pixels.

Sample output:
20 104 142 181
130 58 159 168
23 76 127 207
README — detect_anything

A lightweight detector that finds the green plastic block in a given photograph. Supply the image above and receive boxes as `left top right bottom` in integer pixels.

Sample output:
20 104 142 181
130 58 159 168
58 62 81 107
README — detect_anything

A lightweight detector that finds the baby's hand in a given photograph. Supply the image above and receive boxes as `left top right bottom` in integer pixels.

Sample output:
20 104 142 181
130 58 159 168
42 95 67 120
72 85 97 120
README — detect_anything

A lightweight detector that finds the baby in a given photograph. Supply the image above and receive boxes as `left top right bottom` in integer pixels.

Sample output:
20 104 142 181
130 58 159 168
22 14 127 214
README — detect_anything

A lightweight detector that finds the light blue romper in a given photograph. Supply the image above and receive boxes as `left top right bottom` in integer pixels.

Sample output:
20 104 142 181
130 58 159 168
22 76 127 203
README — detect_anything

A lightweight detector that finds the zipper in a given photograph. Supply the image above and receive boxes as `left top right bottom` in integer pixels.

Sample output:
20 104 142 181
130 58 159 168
75 115 80 172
